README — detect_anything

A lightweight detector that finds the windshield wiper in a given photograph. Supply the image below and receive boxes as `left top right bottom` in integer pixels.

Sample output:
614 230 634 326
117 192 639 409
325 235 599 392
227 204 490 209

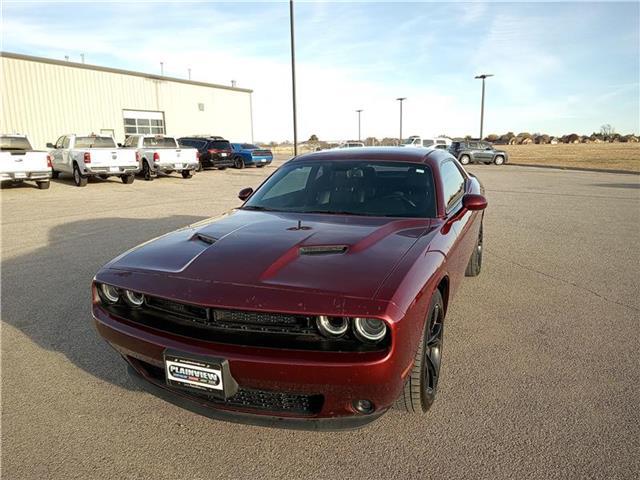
242 205 280 212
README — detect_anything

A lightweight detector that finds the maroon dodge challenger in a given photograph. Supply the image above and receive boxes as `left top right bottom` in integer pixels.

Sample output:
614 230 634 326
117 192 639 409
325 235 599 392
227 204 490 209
92 147 487 430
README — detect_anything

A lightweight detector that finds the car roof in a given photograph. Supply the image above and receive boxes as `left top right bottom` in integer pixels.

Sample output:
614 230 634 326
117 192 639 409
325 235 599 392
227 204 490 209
290 146 452 167
180 136 228 141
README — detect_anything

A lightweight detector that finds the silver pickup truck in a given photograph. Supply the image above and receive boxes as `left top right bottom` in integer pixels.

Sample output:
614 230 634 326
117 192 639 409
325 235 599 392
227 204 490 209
48 134 138 187
1 134 52 189
123 135 198 180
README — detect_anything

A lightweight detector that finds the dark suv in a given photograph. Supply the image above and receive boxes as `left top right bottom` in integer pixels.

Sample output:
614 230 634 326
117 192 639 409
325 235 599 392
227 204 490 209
449 140 508 165
178 136 234 170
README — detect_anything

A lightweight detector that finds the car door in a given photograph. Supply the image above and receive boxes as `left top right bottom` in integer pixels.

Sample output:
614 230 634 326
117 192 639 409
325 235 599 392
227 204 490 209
439 160 476 297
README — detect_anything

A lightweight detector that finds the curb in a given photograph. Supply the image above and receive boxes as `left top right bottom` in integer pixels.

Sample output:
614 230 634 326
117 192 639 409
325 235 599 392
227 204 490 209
507 163 639 176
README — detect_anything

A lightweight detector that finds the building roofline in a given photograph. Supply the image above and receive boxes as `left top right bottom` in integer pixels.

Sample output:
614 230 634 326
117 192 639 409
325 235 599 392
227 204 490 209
0 51 253 93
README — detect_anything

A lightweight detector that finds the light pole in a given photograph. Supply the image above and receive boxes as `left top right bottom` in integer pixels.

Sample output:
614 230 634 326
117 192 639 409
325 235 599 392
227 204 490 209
188 68 191 80
396 97 406 144
356 109 363 142
474 74 493 140
289 0 298 155
160 62 164 76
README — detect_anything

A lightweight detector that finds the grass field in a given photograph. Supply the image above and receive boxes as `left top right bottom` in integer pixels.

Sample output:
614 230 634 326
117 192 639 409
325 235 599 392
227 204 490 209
272 143 640 173
501 143 640 173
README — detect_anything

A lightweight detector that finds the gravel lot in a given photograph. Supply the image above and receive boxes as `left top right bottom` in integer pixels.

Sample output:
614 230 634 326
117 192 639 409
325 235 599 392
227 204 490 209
2 157 639 479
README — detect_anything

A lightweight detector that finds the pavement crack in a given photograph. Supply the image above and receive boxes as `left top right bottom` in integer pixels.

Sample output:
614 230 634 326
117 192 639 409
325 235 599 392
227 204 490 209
486 250 640 313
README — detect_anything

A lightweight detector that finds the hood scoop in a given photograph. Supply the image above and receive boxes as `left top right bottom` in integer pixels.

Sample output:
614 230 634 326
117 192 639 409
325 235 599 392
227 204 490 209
299 245 348 256
192 232 218 245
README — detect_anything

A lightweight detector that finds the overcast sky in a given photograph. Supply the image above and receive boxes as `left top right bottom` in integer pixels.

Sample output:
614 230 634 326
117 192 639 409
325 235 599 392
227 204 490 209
2 1 639 142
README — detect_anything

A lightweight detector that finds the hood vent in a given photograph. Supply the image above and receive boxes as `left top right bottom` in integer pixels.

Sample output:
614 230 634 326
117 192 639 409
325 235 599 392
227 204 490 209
192 232 218 245
299 245 348 256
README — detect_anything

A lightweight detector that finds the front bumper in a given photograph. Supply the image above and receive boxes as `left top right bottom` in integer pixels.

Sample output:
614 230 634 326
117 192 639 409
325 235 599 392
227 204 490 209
93 303 407 429
0 171 51 181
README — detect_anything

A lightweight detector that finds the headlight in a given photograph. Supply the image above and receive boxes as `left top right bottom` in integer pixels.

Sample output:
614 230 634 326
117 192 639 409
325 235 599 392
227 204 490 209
353 318 387 342
124 290 144 307
316 315 349 337
100 284 120 303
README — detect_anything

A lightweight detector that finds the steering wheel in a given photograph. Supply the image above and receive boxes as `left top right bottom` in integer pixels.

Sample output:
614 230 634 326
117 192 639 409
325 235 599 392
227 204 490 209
380 192 417 208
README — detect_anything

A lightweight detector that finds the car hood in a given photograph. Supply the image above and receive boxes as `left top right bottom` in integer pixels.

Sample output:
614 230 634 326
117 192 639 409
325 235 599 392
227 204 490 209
105 210 434 299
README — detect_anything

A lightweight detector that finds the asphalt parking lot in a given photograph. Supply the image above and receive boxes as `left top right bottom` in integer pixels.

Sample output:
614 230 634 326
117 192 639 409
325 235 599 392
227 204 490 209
2 158 639 479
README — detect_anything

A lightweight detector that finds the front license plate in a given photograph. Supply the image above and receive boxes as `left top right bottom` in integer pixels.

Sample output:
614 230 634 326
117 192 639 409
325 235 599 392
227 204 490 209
109 166 119 173
175 163 184 169
165 353 224 394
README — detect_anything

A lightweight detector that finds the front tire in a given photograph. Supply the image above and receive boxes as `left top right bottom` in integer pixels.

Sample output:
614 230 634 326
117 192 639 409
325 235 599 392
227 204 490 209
181 170 193 179
121 174 135 184
494 155 505 165
37 181 50 190
459 155 470 165
465 223 483 276
395 289 444 414
73 163 88 187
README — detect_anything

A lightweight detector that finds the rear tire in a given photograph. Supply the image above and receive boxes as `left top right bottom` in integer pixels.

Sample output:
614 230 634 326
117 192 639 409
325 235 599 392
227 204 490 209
121 174 135 184
494 155 505 165
395 289 444 414
142 160 153 181
465 222 483 276
233 156 245 169
37 181 50 190
459 155 470 165
73 163 88 187
51 170 59 179
181 170 193 179
256 164 265 168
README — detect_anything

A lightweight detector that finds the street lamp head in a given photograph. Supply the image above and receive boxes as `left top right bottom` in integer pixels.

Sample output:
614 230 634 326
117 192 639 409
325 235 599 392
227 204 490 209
474 74 494 79
396 97 407 101
356 109 363 113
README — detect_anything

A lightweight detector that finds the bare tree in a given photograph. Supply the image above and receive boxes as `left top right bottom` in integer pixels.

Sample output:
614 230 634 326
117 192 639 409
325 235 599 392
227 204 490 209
600 124 615 140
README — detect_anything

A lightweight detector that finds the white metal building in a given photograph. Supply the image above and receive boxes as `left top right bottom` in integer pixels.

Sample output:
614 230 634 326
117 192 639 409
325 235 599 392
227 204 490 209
1 52 254 149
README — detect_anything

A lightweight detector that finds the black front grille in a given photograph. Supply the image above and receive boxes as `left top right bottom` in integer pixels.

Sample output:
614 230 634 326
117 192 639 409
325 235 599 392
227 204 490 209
210 309 315 334
135 358 323 415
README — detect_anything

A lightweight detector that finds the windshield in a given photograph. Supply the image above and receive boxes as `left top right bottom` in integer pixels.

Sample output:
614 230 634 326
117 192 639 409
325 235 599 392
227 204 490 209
0 136 32 150
75 136 116 148
244 160 436 218
143 137 178 148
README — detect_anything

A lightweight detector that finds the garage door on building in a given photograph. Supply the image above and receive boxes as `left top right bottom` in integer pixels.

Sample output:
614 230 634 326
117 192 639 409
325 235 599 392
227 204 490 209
123 110 165 136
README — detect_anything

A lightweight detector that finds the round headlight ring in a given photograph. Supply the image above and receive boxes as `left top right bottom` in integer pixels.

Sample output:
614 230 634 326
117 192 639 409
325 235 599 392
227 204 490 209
316 315 349 337
100 284 120 304
124 290 145 307
353 317 387 343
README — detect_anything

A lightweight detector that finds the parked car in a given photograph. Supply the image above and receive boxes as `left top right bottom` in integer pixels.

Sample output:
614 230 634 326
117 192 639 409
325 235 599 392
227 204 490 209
449 140 508 165
401 136 451 149
177 136 234 171
48 134 138 187
92 147 487 430
0 134 52 189
230 143 273 169
123 134 198 180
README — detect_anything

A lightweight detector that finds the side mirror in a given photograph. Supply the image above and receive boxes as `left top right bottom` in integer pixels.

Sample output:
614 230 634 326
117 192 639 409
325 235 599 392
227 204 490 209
238 187 253 201
46 143 55 148
462 193 488 211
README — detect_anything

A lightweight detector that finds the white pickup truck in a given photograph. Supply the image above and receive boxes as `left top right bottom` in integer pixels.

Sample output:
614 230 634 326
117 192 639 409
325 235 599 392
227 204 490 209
1 135 52 189
48 134 138 187
123 134 198 180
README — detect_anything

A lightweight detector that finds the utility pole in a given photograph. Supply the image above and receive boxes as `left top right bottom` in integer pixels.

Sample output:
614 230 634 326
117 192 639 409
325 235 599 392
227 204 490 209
80 53 85 64
396 97 406 144
160 62 164 76
289 0 298 155
474 74 493 140
356 109 363 142
188 68 191 80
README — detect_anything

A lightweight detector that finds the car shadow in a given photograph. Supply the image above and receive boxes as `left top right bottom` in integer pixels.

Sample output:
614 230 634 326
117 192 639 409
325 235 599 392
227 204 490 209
1 215 206 391
591 182 640 190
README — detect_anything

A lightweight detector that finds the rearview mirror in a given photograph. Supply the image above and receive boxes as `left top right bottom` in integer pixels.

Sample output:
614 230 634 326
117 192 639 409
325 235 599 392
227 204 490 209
238 187 253 201
462 193 488 211
46 142 54 148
